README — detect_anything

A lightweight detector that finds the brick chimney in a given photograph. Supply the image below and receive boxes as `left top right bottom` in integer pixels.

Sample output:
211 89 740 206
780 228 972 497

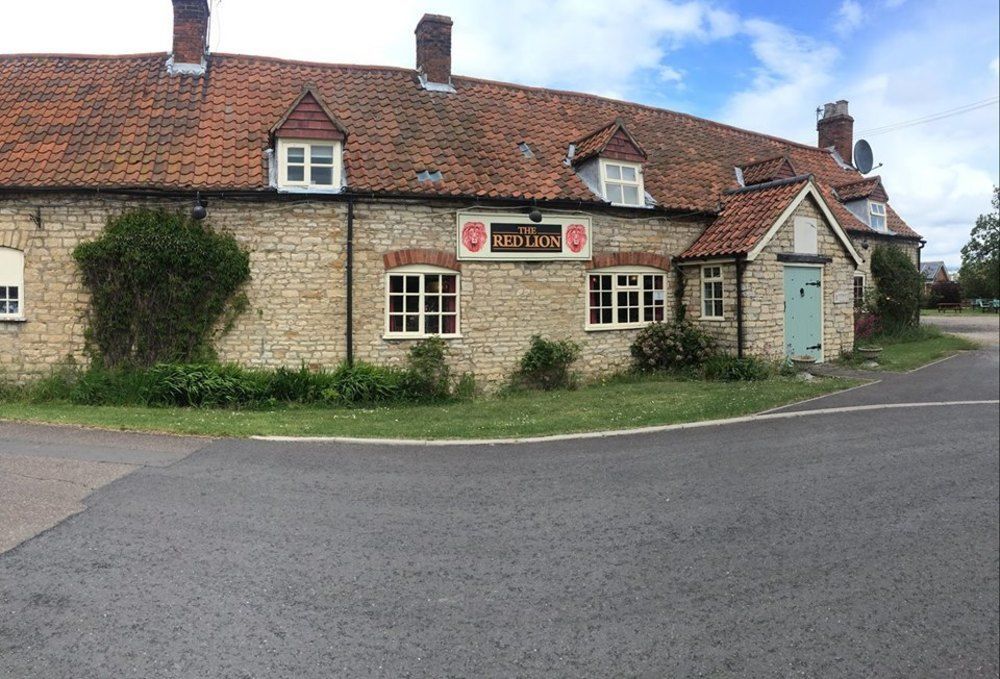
415 14 453 90
817 100 854 165
169 0 210 74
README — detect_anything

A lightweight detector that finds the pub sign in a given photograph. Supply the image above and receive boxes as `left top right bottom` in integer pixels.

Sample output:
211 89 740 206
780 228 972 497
456 212 593 261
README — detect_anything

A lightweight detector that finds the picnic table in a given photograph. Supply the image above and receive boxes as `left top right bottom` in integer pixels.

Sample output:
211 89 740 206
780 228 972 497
971 298 1000 312
937 302 963 312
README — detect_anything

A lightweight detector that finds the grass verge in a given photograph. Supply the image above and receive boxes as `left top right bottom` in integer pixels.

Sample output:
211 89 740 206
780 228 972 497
851 326 977 372
0 375 857 440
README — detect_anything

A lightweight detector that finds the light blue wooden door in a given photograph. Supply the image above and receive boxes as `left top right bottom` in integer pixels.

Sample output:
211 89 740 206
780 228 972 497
783 266 823 359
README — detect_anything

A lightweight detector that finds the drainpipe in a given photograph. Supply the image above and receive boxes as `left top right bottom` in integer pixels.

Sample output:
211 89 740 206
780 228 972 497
346 197 355 365
736 256 746 358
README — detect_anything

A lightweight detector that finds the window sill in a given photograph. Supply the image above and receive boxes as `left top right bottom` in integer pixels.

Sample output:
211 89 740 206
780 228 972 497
276 185 342 194
383 333 463 341
0 317 27 323
699 316 726 322
585 322 658 332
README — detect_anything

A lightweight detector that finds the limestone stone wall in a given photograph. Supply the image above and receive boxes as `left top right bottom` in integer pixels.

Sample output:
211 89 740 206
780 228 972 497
677 261 739 351
1 195 710 384
743 196 858 361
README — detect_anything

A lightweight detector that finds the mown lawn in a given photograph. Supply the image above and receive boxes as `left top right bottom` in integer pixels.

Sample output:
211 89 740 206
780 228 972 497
852 326 977 372
0 375 856 440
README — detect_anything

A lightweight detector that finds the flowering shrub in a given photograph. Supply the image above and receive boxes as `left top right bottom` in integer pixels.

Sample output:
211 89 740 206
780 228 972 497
854 312 882 343
630 321 717 372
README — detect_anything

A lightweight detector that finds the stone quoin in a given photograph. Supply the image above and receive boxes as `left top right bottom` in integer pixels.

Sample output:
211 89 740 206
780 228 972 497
0 1 924 384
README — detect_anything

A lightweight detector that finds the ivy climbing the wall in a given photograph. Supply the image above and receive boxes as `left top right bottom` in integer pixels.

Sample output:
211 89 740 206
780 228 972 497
73 208 250 367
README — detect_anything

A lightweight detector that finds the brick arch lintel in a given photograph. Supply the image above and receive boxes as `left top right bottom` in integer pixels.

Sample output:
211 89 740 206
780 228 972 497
383 248 461 272
586 251 670 272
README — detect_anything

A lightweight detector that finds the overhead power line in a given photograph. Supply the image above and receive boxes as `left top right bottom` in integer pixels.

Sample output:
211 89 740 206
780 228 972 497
858 97 999 136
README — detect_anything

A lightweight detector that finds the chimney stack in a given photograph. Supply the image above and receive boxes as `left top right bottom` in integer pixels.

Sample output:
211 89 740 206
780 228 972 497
169 0 210 74
817 99 854 166
415 14 453 90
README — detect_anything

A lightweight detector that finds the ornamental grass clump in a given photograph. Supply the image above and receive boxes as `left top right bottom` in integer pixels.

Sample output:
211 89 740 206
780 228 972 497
630 320 717 372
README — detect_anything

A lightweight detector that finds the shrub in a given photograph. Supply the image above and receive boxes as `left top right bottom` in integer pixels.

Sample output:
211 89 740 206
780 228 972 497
927 280 962 308
630 320 717 372
406 337 451 400
702 355 773 381
870 244 921 333
73 208 250 368
514 335 580 390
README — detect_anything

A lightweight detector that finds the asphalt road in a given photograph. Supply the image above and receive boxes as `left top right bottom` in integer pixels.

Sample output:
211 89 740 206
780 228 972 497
0 353 997 678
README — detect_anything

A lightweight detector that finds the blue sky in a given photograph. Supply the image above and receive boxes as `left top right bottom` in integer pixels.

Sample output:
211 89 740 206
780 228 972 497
2 0 998 268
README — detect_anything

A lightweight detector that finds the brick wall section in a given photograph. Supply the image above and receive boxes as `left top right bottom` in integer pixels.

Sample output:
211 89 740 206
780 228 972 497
601 129 646 163
383 248 460 271
171 0 210 65
415 14 452 84
587 251 670 271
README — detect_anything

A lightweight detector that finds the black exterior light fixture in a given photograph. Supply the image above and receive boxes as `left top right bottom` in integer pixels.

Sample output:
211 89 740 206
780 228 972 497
528 208 543 223
191 192 207 221
861 238 870 250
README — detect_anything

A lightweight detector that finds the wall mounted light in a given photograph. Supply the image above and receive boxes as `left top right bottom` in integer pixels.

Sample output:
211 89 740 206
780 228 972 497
528 209 543 223
191 192 207 221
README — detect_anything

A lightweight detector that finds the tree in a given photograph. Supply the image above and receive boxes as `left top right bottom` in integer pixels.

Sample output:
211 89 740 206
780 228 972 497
959 186 999 299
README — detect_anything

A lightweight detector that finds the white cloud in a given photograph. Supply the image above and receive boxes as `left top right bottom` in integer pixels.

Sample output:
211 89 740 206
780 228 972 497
835 0 864 37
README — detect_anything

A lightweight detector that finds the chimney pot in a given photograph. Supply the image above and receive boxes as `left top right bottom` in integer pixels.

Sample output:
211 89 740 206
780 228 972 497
817 99 854 166
415 13 453 89
170 0 210 73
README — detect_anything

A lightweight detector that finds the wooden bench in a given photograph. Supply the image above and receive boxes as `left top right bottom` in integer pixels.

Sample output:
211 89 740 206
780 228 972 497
937 303 963 312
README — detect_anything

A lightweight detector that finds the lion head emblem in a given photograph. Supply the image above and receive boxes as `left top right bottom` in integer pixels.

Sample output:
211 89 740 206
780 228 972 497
565 224 588 254
461 221 487 253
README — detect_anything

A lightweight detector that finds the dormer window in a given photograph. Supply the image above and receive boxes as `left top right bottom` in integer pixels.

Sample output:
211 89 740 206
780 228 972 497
601 160 644 207
278 139 341 189
869 201 887 232
271 87 348 193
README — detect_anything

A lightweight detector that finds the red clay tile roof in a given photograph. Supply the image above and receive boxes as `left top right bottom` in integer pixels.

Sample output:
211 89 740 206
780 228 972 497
679 178 809 259
740 155 797 185
0 52 920 240
834 176 888 202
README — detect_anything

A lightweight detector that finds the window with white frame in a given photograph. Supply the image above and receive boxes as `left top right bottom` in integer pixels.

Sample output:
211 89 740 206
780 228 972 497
600 160 644 207
277 139 342 190
869 201 887 232
385 266 459 337
701 265 724 319
853 274 866 308
587 267 666 329
0 247 24 319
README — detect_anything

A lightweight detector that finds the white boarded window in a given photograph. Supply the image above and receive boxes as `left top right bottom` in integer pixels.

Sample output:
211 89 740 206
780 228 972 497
0 247 24 319
600 160 644 207
587 267 666 329
385 265 459 338
869 201 887 232
701 265 724 319
277 139 342 190
794 217 818 255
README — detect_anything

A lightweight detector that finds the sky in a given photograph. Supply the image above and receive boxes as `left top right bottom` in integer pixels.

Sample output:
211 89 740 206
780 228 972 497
2 0 998 269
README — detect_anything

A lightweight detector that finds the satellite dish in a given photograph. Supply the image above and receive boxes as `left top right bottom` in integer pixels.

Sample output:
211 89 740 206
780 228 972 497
853 139 874 174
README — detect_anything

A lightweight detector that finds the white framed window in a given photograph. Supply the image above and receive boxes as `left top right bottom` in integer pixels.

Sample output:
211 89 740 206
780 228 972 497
853 274 866 308
701 265 724 319
0 247 24 319
587 267 666 329
794 217 818 254
600 160 644 207
869 201 887 232
276 138 342 190
385 265 460 338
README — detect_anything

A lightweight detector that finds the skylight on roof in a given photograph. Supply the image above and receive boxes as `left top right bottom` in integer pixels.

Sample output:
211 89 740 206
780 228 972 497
416 170 443 183
518 142 534 158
